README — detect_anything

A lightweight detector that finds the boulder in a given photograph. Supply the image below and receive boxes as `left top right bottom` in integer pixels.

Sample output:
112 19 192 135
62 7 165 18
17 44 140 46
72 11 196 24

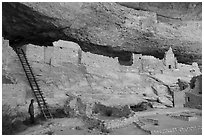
152 84 169 96
158 96 173 107
151 102 167 109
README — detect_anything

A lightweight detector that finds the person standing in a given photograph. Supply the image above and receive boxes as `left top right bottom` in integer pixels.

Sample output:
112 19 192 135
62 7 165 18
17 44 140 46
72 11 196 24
28 99 35 124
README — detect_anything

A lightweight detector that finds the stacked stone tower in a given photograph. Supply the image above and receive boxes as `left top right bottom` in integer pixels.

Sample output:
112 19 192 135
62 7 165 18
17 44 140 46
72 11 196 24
163 47 178 70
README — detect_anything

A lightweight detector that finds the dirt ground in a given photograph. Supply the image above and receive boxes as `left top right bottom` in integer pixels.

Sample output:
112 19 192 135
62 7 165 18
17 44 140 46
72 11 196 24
13 107 201 135
15 117 148 135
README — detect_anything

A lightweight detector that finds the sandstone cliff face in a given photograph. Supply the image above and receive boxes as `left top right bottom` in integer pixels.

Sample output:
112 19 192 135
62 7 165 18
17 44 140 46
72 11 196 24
118 2 202 21
2 2 202 64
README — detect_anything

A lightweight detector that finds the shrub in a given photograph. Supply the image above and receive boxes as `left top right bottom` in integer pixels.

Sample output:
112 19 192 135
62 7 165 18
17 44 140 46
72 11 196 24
2 104 27 134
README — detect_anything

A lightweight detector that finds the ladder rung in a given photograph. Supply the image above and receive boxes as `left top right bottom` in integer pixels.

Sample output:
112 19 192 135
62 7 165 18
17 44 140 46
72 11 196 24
40 102 47 105
30 82 37 84
34 92 43 95
36 90 43 93
35 94 43 97
35 95 44 98
40 105 48 108
41 104 47 110
34 92 43 94
41 107 48 111
38 100 45 103
38 98 46 101
26 75 34 77
36 97 43 99
34 91 42 93
36 94 44 97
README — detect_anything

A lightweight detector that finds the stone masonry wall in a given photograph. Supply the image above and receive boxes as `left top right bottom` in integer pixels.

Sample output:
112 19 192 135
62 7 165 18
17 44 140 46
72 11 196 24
2 38 19 70
173 91 185 108
141 56 164 73
2 37 10 69
25 40 81 66
52 40 80 66
81 51 120 76
51 46 79 66
44 46 54 65
104 113 139 129
184 92 202 109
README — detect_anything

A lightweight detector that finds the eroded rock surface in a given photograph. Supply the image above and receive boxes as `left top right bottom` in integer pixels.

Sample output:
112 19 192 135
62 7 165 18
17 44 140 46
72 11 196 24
2 2 202 64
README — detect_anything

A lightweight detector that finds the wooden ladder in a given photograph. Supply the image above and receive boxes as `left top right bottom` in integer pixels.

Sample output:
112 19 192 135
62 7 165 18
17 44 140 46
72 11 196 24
15 48 53 120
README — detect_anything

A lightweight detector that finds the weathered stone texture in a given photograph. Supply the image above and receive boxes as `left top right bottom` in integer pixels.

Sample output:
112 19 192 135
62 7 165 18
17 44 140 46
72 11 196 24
2 2 202 64
26 44 44 62
44 46 53 65
81 51 120 76
2 84 26 105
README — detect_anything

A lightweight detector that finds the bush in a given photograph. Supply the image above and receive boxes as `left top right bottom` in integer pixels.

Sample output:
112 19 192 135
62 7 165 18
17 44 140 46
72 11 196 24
2 104 27 135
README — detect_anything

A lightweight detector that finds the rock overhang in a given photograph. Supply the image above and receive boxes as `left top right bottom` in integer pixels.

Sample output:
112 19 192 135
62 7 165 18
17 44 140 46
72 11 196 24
2 2 202 65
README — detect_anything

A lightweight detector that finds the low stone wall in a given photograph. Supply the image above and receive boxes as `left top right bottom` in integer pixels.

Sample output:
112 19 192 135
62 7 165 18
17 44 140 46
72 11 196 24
143 118 159 125
151 125 202 135
93 103 131 118
103 113 139 129
133 120 151 134
168 114 197 121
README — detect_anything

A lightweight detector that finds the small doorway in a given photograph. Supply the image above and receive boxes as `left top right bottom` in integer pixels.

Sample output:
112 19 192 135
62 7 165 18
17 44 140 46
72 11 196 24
169 65 171 69
187 97 190 102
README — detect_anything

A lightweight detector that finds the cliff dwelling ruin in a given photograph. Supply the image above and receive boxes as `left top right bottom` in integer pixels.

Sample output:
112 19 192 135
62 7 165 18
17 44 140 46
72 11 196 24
2 2 202 135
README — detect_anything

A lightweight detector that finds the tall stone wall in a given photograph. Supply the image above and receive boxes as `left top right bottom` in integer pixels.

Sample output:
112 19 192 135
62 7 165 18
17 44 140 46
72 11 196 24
192 75 202 94
184 92 202 109
184 75 202 109
51 40 81 66
25 40 81 66
2 38 19 70
163 47 177 70
2 37 9 68
173 91 185 108
44 46 54 65
140 56 164 74
81 51 120 76
51 46 78 66
132 54 142 72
